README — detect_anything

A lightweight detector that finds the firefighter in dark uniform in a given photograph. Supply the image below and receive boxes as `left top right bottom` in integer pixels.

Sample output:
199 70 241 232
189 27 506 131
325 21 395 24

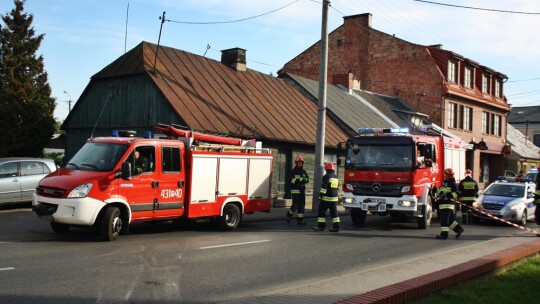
286 156 309 225
534 172 540 237
458 169 479 224
436 168 465 239
313 162 340 232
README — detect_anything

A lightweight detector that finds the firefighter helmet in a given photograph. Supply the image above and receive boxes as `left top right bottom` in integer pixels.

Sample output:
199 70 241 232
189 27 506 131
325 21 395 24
295 156 304 163
444 168 454 176
465 169 472 176
324 162 335 171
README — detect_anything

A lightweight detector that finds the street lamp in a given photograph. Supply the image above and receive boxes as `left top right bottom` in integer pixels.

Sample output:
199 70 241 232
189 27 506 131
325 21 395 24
63 90 72 112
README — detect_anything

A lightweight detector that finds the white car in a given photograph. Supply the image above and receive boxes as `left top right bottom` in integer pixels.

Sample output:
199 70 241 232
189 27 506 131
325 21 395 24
472 181 536 226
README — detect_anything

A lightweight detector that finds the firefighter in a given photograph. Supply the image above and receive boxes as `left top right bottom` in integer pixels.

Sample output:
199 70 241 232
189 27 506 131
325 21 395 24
534 172 540 237
458 169 479 224
313 162 340 232
286 156 309 225
436 168 464 239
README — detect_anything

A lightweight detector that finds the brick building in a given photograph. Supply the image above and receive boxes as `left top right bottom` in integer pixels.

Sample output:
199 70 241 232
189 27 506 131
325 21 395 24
279 13 510 187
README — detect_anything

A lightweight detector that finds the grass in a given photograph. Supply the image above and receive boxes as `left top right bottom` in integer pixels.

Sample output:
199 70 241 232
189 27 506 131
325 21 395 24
411 254 540 304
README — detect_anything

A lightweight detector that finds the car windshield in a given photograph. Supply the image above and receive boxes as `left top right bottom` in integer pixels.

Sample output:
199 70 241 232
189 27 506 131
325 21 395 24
525 172 537 181
346 144 413 170
66 142 128 172
483 184 525 198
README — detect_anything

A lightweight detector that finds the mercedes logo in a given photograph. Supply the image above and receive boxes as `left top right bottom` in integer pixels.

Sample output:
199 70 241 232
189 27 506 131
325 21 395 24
372 183 382 192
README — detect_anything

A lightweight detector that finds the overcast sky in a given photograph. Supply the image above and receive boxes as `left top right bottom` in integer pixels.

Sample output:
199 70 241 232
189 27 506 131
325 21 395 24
2 0 540 121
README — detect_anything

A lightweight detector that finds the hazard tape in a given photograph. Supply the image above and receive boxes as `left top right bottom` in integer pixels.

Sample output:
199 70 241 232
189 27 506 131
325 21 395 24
453 200 540 236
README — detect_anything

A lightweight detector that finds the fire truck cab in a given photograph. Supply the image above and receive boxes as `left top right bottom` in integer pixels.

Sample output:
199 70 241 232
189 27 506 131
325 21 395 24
341 126 465 229
32 125 273 241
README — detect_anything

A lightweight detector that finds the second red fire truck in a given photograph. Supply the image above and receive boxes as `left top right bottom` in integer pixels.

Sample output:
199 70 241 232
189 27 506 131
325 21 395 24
340 125 466 229
32 125 273 241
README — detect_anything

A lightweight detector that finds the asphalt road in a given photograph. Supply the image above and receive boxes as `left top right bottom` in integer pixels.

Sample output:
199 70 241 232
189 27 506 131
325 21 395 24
0 206 534 304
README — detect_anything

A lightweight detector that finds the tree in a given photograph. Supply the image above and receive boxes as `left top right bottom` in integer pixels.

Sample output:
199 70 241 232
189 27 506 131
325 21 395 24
0 0 56 157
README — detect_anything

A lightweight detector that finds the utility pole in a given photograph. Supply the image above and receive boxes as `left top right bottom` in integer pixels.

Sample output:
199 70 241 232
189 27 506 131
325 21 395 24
312 0 330 213
63 90 72 112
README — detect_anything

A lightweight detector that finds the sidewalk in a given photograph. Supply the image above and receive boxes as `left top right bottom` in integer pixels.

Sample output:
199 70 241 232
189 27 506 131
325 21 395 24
233 202 540 304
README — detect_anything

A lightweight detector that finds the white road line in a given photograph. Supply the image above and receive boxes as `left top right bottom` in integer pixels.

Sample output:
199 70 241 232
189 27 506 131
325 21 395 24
199 239 271 250
0 267 15 271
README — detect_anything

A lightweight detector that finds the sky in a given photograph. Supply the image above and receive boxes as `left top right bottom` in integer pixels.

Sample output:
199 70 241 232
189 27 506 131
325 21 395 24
2 0 540 121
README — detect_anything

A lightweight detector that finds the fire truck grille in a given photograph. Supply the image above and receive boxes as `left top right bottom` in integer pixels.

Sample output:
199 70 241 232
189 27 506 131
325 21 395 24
36 186 65 198
350 182 408 197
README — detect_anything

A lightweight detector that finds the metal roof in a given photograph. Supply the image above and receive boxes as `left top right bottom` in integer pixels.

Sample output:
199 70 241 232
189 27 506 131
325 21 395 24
92 41 347 147
508 106 540 123
284 74 396 135
506 124 540 160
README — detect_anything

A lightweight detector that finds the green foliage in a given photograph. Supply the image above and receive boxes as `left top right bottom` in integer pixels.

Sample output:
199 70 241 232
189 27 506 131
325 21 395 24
413 254 540 303
0 0 56 157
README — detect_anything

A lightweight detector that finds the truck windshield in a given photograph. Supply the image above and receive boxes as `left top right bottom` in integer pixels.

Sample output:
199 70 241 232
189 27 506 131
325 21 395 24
66 142 128 172
346 145 413 170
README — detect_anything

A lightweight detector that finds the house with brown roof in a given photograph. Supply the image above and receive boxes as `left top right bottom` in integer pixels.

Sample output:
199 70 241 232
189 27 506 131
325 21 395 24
62 41 350 199
279 13 511 187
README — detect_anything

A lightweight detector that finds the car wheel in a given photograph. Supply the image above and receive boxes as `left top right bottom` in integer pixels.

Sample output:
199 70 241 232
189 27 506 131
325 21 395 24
518 210 527 226
351 208 367 226
219 204 241 230
50 222 70 234
100 207 122 241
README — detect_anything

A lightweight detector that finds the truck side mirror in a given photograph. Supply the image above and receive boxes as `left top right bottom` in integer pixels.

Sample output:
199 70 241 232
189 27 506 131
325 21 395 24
424 159 433 167
121 162 132 180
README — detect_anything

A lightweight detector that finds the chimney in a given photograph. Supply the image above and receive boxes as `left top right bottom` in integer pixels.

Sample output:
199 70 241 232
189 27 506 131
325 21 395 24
221 47 247 72
333 72 360 92
343 13 372 28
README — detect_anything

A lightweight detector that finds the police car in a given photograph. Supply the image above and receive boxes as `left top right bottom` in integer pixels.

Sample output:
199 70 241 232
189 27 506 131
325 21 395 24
472 179 536 226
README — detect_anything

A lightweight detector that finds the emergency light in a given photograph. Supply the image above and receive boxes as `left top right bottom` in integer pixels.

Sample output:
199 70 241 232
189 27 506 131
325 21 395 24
358 127 409 135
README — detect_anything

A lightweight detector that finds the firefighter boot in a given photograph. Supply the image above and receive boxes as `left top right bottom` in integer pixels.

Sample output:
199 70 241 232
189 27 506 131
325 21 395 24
436 231 448 239
455 225 464 239
329 224 339 232
461 212 467 225
285 210 293 223
313 225 324 232
297 216 307 225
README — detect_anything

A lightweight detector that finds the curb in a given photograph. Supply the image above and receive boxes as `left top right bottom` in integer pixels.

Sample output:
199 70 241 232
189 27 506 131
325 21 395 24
335 239 540 304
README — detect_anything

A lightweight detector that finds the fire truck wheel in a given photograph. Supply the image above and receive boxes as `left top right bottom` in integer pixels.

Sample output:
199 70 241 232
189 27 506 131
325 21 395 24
50 222 70 234
219 204 242 230
101 207 122 241
350 209 367 226
418 198 433 229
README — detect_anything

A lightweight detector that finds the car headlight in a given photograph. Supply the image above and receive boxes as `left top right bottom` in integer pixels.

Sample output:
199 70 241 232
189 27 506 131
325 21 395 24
68 183 93 198
343 197 355 204
509 202 522 210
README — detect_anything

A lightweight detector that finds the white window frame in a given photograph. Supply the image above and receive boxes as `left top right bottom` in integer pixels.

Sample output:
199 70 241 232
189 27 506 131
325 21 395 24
447 61 458 83
482 74 491 94
464 67 473 89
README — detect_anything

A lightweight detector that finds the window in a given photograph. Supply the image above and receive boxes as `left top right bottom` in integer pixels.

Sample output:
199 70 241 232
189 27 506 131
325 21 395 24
162 146 181 173
482 74 491 94
447 61 458 83
21 161 49 176
448 103 458 128
0 162 18 178
494 79 502 98
128 146 155 176
493 114 501 136
463 106 473 131
464 67 473 89
482 111 490 134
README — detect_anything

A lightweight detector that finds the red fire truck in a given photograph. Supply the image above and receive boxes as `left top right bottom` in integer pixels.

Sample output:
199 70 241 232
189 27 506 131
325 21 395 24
340 126 465 229
32 125 273 241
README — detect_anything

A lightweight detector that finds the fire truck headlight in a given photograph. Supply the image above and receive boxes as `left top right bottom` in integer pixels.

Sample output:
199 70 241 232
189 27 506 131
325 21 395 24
68 183 93 198
398 200 414 207
343 197 355 204
345 184 354 192
401 186 411 193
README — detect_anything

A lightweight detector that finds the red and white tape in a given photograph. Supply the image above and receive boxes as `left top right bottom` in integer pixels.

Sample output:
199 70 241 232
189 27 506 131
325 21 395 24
455 200 540 236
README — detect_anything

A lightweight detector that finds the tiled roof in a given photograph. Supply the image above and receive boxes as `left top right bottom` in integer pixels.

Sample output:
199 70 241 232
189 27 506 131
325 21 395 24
506 124 540 159
92 41 347 146
284 74 397 135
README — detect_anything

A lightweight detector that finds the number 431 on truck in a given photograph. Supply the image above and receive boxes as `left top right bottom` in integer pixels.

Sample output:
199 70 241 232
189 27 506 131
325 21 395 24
32 125 273 241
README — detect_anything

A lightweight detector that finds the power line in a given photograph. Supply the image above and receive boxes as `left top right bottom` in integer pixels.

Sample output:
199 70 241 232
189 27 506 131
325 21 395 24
507 77 540 83
165 0 301 24
413 0 540 15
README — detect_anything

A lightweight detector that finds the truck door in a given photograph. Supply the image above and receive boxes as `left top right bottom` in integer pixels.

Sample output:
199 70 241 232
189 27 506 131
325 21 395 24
154 145 185 219
120 145 157 221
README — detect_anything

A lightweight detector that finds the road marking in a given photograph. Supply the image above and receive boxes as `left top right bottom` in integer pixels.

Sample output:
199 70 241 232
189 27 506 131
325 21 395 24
0 267 15 271
199 239 271 250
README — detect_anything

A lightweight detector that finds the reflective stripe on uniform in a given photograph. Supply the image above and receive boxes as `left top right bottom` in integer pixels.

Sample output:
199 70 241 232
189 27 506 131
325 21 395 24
439 204 455 210
332 217 340 223
321 196 339 202
318 217 326 223
459 197 476 201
